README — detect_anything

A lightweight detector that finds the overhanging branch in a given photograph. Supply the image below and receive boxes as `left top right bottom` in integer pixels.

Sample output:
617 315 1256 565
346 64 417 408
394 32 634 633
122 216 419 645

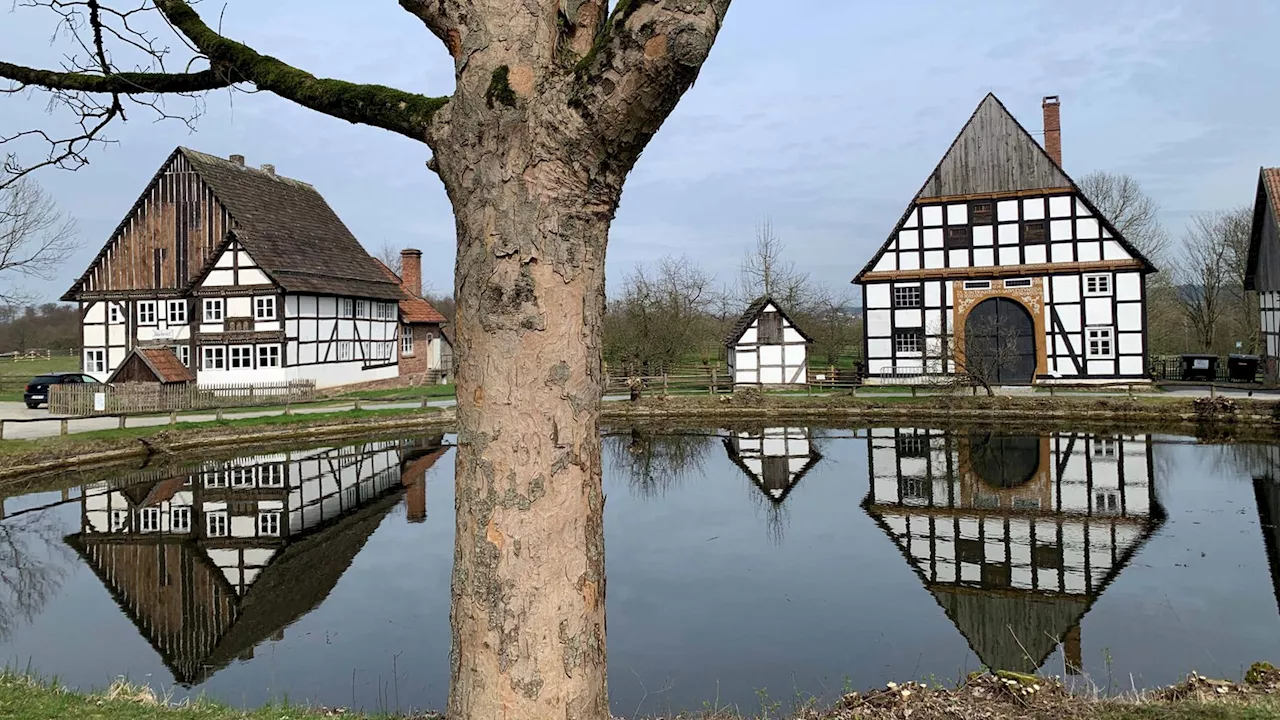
156 0 446 141
0 62 235 94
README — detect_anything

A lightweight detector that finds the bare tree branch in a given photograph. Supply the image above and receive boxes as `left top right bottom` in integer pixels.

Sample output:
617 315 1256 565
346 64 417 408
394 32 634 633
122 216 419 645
1179 211 1237 352
0 178 80 306
1078 171 1170 266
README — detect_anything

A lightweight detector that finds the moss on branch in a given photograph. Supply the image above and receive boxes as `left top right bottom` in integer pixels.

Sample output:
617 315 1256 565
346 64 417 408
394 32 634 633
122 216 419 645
0 61 234 94
154 0 447 141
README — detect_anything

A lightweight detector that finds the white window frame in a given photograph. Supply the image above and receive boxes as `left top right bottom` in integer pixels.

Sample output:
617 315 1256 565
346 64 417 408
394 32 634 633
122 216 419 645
258 511 282 537
229 467 254 487
337 341 354 362
229 345 253 369
355 299 369 318
1004 278 1032 288
202 345 226 370
254 295 277 321
174 345 191 367
1086 327 1114 358
84 349 106 374
167 299 187 324
203 470 227 488
401 325 414 355
258 464 285 487
1083 273 1112 296
110 509 128 532
139 507 161 532
341 297 355 317
257 344 281 368
203 298 225 322
893 285 922 308
377 302 395 320
206 511 229 538
894 329 923 355
108 303 124 324
171 507 191 533
963 280 991 290
136 300 157 325
1093 438 1118 458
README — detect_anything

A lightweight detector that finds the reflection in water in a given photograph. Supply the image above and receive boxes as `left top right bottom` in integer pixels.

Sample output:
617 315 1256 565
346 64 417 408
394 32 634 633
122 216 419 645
862 429 1165 674
723 427 824 541
604 428 717 498
64 436 447 686
0 509 73 642
1212 445 1280 618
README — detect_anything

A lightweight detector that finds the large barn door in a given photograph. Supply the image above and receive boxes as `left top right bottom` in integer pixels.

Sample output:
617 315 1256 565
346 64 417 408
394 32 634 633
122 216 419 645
964 298 1036 384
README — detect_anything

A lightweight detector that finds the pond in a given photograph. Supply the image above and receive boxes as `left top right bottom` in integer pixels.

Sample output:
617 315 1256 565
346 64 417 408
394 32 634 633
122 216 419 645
0 425 1278 716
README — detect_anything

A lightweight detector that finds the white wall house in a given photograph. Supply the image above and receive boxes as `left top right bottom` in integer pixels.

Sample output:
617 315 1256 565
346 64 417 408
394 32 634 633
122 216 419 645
855 95 1157 385
724 296 813 386
66 147 405 388
723 427 822 502
863 427 1164 673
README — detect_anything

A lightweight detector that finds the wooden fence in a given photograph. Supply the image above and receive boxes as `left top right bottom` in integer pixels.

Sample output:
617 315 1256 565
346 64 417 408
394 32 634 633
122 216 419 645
602 364 864 396
49 380 316 415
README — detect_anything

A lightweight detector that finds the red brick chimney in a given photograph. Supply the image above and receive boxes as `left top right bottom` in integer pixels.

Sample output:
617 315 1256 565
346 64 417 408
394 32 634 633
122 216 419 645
1042 95 1062 166
400 248 423 298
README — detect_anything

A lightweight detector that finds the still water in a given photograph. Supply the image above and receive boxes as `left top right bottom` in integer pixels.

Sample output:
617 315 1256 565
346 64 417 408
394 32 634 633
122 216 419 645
0 426 1278 715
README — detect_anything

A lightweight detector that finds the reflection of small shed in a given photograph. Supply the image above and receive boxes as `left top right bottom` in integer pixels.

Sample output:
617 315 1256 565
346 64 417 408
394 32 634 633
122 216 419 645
724 427 823 503
108 347 196 385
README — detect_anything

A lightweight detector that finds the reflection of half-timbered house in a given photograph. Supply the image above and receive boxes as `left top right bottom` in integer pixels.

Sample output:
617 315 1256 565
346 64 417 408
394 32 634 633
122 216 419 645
723 427 823 503
862 428 1164 673
65 148 404 387
724 296 813 386
65 437 444 685
855 96 1157 385
1254 478 1280 617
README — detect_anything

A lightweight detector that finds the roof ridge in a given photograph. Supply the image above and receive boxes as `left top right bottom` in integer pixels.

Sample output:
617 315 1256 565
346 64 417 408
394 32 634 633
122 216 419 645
177 147 315 189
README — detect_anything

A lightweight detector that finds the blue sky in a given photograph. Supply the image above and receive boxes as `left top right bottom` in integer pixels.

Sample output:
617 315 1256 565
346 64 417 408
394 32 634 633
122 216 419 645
3 0 1278 303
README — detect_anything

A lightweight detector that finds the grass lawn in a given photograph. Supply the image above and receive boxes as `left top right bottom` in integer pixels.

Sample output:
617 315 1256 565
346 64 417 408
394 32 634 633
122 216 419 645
0 355 81 401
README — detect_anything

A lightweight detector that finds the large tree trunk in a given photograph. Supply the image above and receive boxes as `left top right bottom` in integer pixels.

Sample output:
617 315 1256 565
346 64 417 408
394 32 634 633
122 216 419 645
444 140 619 718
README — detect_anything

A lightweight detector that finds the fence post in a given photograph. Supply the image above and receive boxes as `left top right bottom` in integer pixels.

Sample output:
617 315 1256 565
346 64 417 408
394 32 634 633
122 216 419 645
710 367 717 395
60 419 69 436
118 415 126 429
1210 383 1217 399
0 420 4 440
421 397 429 409
216 408 224 422
169 411 177 425
354 399 364 411
663 373 668 394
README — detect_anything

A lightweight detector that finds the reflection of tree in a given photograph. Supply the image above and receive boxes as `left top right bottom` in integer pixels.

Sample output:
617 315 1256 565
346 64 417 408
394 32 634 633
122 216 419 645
604 428 715 498
0 511 73 641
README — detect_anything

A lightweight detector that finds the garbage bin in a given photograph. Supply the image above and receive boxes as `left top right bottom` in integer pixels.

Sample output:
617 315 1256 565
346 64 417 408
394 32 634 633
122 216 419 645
1227 354 1260 383
1179 354 1218 382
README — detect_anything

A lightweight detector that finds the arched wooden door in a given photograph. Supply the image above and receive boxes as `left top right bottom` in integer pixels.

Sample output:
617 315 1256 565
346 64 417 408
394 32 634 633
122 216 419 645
964 297 1036 384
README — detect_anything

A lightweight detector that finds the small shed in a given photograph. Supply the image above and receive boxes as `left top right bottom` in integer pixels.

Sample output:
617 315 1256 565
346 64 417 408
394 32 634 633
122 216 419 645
724 296 813 385
108 347 196 385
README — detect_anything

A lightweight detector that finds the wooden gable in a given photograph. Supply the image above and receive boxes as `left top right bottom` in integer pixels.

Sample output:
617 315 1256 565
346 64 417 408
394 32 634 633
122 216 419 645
63 149 234 299
723 296 814 347
855 94 1156 282
1246 168 1280 292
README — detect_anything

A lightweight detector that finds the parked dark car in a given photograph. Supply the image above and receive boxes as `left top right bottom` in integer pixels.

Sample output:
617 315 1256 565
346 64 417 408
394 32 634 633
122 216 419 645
23 372 103 409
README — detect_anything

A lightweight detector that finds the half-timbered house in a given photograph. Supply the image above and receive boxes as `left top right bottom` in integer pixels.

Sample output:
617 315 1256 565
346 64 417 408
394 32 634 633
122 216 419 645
724 296 812 386
862 427 1164 673
65 148 404 388
855 96 1157 385
66 436 445 685
1245 167 1280 382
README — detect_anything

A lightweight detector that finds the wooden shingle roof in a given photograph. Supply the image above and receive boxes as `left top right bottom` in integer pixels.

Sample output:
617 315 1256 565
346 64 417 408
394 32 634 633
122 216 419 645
108 347 196 384
179 148 403 301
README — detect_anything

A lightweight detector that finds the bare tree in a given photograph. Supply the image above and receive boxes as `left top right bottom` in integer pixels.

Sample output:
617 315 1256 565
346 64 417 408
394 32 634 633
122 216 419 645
605 255 714 373
1078 171 1170 265
374 242 403 277
1180 211 1236 351
738 217 812 309
0 179 78 306
796 286 859 366
1220 206 1259 352
0 2 733 717
604 427 714 498
0 511 74 642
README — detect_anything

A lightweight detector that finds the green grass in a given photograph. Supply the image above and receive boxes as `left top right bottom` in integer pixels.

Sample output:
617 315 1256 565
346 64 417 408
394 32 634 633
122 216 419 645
0 407 442 457
0 355 81 401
